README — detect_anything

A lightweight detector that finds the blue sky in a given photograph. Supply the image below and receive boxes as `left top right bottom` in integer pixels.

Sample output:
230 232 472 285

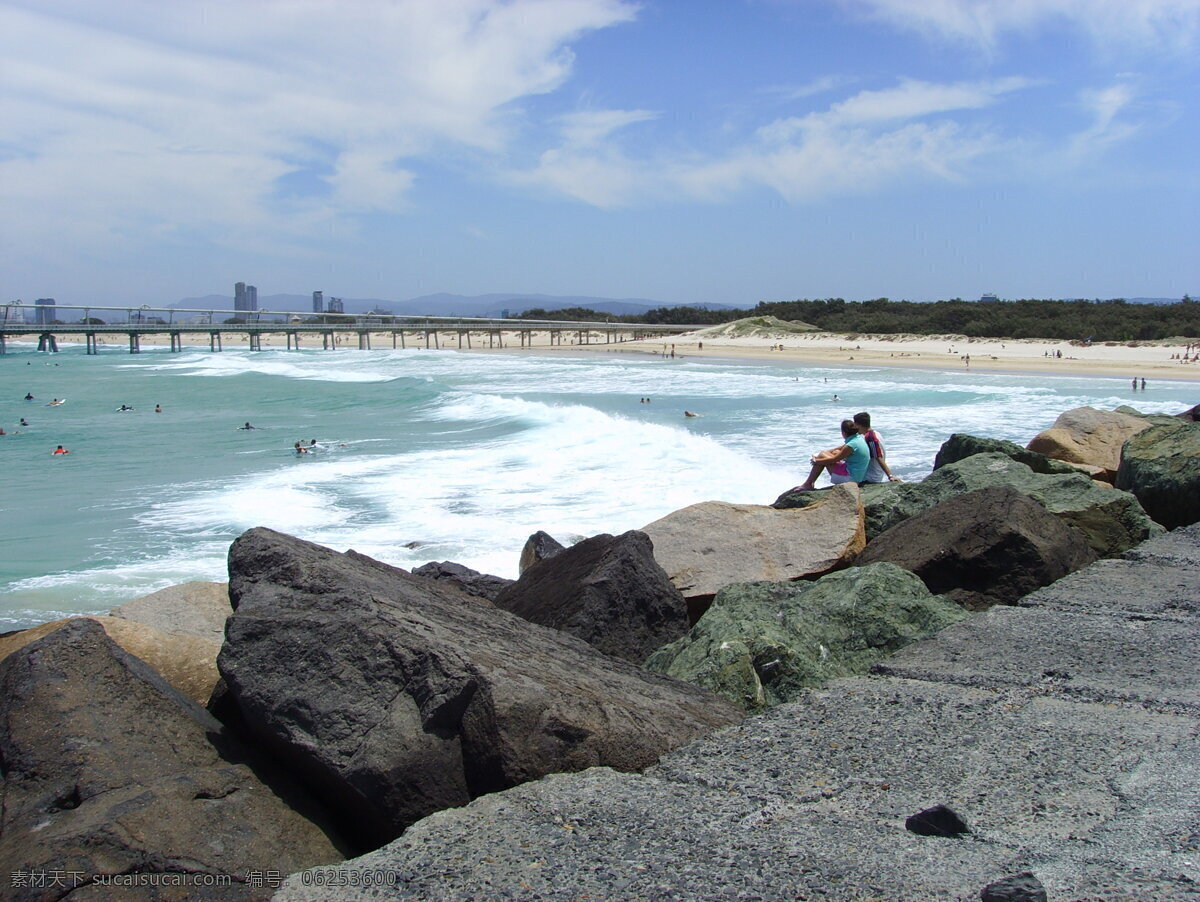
2 0 1197 309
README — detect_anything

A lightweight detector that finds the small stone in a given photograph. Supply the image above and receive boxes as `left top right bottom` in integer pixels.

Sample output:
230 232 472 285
980 871 1048 902
904 804 970 837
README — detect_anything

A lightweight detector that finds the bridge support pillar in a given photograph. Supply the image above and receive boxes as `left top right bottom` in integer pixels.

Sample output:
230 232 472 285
249 333 261 351
128 333 140 354
38 333 59 353
209 331 222 352
358 331 370 350
170 332 182 352
85 333 98 355
287 332 301 350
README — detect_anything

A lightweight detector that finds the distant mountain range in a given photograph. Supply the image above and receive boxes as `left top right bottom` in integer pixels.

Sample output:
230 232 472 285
171 292 747 318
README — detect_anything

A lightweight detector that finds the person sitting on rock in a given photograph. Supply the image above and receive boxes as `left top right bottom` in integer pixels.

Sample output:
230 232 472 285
853 411 901 483
792 419 868 491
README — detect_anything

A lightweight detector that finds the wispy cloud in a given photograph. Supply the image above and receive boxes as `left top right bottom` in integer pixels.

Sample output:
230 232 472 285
845 0 1200 53
0 0 638 257
511 77 1029 206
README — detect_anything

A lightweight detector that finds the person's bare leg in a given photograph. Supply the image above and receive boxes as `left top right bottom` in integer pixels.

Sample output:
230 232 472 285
794 460 827 491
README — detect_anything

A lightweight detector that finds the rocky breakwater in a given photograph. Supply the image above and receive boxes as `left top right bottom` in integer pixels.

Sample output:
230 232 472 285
216 528 741 852
275 522 1200 902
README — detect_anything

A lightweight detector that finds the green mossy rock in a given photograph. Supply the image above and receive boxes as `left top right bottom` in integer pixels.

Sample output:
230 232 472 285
1116 421 1200 529
932 433 1080 475
645 563 967 711
863 453 1163 555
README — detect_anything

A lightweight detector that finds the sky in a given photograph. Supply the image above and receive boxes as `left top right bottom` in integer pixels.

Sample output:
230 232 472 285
2 0 1198 310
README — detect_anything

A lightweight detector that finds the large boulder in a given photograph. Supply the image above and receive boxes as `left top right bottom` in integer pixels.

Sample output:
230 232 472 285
217 528 741 851
642 483 866 619
108 580 231 643
856 486 1099 610
932 433 1081 476
411 561 511 601
646 563 967 711
518 530 565 574
863 453 1162 556
0 614 220 707
1025 407 1152 480
492 530 688 664
1115 421 1200 529
0 619 342 901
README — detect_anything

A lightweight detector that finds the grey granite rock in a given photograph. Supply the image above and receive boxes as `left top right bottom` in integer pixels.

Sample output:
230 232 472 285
1116 420 1200 529
0 620 343 902
219 528 741 851
518 530 565 574
864 452 1163 556
932 433 1080 475
273 527 1200 902
410 560 511 601
492 530 689 664
856 485 1098 609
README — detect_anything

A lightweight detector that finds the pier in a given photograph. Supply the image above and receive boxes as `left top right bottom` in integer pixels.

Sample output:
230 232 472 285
0 304 697 355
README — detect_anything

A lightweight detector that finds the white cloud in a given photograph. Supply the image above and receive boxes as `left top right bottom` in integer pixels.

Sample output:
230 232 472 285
1069 82 1141 154
511 77 1027 206
0 0 638 260
846 0 1200 53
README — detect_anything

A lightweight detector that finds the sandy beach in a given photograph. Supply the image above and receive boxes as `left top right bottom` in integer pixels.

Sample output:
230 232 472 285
486 328 1200 383
44 327 1200 383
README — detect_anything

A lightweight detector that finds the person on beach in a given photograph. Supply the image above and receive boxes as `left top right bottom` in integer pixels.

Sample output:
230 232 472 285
792 419 869 491
53 445 69 455
853 411 900 483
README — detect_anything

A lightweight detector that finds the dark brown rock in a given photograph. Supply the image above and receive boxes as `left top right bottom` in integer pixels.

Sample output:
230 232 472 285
0 619 342 902
411 561 511 601
218 528 742 851
518 530 565 574
493 530 688 664
856 486 1098 610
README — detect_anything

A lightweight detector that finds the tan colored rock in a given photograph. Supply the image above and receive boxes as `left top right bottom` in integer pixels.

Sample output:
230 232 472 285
1026 407 1152 480
110 579 231 642
0 615 220 706
640 483 866 609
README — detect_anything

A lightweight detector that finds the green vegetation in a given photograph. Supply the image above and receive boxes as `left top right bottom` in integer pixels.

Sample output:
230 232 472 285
513 296 1200 341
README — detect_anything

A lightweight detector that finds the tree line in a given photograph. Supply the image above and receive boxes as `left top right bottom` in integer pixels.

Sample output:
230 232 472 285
513 297 1199 342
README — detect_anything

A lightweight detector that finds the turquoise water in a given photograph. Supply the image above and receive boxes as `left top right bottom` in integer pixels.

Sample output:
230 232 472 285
1 340 1193 630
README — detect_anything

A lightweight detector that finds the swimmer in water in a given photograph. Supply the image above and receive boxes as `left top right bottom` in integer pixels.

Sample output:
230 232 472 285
155 404 162 413
53 445 69 455
24 393 34 400
684 411 698 418
239 422 255 430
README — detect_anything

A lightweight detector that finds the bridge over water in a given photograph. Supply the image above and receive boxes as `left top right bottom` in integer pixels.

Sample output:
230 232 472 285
0 304 698 354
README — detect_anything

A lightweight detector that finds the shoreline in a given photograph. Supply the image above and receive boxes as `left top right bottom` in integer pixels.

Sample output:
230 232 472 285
21 329 1200 383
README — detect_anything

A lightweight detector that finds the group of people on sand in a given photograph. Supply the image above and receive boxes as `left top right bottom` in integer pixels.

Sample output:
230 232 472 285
793 411 901 491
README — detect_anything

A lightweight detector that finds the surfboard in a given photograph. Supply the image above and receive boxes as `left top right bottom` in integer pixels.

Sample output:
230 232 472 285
45 399 66 406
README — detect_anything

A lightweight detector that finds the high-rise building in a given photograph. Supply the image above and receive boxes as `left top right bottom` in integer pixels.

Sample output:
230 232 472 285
35 298 56 325
313 290 324 313
234 282 258 312
327 297 344 314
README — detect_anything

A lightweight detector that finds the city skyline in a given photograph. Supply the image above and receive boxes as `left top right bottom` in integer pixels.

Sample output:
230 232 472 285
1 1 1197 308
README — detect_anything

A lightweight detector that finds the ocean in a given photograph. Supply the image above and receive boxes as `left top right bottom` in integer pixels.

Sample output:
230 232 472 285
1 340 1193 631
